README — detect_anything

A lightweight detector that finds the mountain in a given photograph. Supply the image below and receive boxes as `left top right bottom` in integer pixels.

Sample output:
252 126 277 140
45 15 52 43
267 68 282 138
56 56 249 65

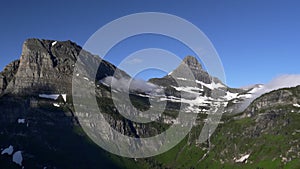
0 38 129 96
0 39 132 169
204 86 300 168
160 85 300 169
150 56 213 85
0 38 299 169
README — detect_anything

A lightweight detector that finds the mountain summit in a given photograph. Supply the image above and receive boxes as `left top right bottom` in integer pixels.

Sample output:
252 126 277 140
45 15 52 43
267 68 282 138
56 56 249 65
149 55 221 89
170 55 212 84
0 38 128 96
182 55 203 70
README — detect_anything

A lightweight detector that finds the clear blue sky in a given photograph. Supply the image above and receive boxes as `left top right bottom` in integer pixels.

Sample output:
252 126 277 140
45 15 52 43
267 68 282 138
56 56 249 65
1 0 299 88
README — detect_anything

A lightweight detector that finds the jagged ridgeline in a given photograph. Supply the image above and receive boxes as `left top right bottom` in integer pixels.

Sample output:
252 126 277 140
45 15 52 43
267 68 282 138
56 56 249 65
0 38 299 169
0 38 129 95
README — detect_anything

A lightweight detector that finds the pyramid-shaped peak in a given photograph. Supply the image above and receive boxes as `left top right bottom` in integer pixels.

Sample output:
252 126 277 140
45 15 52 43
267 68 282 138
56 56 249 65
182 56 203 70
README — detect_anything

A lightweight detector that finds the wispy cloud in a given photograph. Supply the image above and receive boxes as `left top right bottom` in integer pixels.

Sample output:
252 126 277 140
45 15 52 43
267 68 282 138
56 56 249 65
254 74 300 98
124 58 143 65
100 76 162 94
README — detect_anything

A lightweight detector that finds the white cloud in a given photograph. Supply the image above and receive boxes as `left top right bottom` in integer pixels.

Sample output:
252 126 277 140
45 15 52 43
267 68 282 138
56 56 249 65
254 74 300 98
124 58 143 65
100 76 162 94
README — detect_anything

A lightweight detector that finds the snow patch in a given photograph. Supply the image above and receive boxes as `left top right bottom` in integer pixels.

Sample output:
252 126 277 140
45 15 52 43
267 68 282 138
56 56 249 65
136 93 151 98
237 93 253 99
196 80 225 90
12 151 23 166
160 95 210 107
51 41 57 46
293 103 300 108
18 119 25 124
1 145 14 155
223 91 239 100
176 77 188 81
39 94 67 102
234 154 250 163
61 94 67 102
39 94 60 100
53 103 60 107
172 86 203 94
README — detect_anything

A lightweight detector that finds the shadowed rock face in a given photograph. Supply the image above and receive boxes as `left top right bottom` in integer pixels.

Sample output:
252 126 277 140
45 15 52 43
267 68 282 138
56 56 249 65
6 39 80 94
0 60 20 94
1 38 128 95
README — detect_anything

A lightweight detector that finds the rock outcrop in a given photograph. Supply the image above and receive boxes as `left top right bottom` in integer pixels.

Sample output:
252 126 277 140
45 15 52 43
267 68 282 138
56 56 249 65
244 86 300 117
0 60 20 94
1 38 128 95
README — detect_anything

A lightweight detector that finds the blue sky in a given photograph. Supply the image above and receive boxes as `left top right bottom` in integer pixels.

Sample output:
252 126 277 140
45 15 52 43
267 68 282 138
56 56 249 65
1 0 300 87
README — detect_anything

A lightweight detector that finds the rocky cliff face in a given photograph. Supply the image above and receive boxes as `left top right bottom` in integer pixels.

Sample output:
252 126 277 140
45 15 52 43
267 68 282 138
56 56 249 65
5 39 78 94
0 60 20 94
244 86 300 117
0 38 132 169
2 38 128 95
172 55 213 84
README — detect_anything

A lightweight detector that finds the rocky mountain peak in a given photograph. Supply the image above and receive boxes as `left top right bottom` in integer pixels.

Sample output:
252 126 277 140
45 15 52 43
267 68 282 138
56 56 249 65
21 38 81 64
1 38 128 96
182 55 203 70
3 39 83 95
170 55 212 84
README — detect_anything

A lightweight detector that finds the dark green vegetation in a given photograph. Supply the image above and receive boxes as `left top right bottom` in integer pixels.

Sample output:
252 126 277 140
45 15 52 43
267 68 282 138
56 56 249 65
0 94 122 169
1 86 299 169
135 86 300 169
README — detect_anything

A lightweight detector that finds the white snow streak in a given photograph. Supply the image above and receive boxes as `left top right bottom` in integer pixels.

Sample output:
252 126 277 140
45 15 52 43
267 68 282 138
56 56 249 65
196 80 225 90
235 154 250 163
51 41 57 46
18 119 25 124
12 151 23 166
293 103 300 108
1 145 14 155
53 103 60 107
39 94 67 102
